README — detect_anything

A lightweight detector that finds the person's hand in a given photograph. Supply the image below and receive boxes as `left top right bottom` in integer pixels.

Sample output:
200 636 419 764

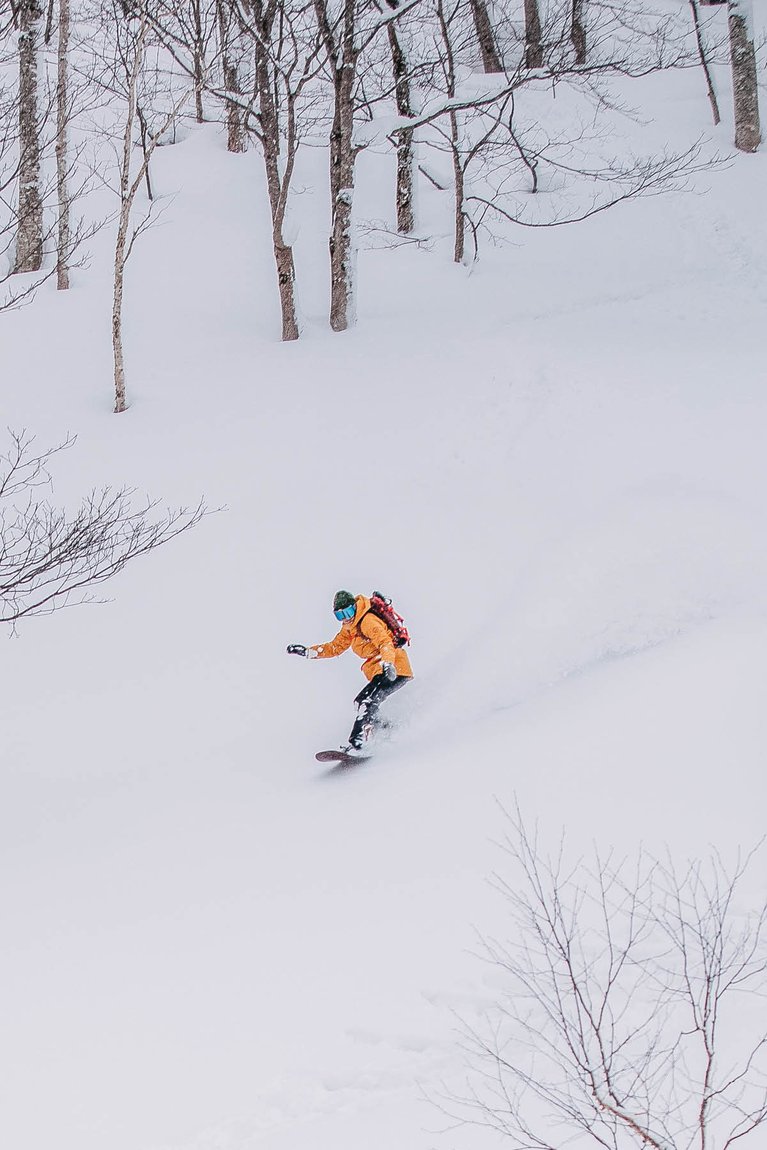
287 644 307 657
382 661 397 682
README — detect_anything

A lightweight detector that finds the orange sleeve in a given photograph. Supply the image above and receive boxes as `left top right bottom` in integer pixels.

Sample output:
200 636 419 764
310 626 353 660
359 612 397 666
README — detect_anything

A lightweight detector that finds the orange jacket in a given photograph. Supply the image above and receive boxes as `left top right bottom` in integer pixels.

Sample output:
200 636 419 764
310 595 413 682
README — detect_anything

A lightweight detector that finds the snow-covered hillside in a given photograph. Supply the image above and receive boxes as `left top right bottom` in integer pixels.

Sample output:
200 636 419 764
2 39 767 1150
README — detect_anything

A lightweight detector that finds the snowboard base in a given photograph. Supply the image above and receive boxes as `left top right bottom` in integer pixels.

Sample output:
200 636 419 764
315 749 372 766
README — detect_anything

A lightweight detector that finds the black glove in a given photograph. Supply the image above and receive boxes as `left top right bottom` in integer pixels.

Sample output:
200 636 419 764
382 661 397 682
287 644 307 657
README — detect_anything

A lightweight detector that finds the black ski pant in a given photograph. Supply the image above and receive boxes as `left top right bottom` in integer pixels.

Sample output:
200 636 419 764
349 673 410 749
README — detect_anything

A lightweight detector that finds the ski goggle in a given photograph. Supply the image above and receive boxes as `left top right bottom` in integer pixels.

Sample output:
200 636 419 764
334 604 356 622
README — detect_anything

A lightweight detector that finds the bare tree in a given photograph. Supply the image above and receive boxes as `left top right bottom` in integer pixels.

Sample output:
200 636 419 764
0 0 734 339
14 0 44 272
92 5 189 411
727 0 760 151
55 0 72 287
0 430 209 627
402 0 711 263
189 0 209 119
215 0 245 152
445 806 767 1150
689 0 721 126
313 0 415 330
0 34 44 305
0 0 94 307
314 0 360 330
145 0 316 338
111 11 150 412
232 0 321 340
432 0 474 261
386 0 418 231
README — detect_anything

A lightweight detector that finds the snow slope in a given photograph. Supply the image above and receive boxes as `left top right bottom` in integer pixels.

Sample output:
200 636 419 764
2 52 767 1150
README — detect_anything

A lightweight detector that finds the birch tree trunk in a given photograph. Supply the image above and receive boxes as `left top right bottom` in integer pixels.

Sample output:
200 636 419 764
328 58 357 331
113 31 142 415
254 22 300 341
727 0 760 151
55 0 71 289
436 0 464 262
468 0 502 73
570 0 586 64
110 16 187 411
524 0 543 68
387 14 416 233
112 212 129 413
15 0 44 274
450 109 465 263
690 0 720 125
315 0 359 333
216 0 245 153
191 0 205 123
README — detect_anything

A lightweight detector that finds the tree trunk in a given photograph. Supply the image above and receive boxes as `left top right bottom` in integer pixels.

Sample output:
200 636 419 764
524 0 543 68
394 127 415 233
274 241 299 341
136 105 154 200
112 18 144 414
113 93 136 413
216 0 245 152
313 0 360 331
434 0 465 262
109 18 185 409
387 19 415 233
450 110 465 263
113 213 129 413
15 0 44 274
469 0 503 73
329 62 357 332
55 0 70 289
727 0 760 151
255 33 300 340
570 0 586 65
690 0 720 125
223 61 244 152
192 0 205 123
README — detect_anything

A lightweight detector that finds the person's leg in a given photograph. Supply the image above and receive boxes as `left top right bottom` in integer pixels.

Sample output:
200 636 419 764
370 675 409 734
348 675 409 749
347 679 382 749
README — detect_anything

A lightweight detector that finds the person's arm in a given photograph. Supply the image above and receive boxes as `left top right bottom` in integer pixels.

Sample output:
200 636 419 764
309 626 353 660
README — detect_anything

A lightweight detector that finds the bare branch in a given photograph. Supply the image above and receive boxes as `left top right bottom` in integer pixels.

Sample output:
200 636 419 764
0 430 213 626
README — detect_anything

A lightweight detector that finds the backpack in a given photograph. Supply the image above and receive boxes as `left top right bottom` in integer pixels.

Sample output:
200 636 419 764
367 591 411 648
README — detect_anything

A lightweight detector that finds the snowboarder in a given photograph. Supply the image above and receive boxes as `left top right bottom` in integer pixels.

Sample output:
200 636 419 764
287 590 413 757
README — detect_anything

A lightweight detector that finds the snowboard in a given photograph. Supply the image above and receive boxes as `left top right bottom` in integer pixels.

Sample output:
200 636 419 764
315 749 372 766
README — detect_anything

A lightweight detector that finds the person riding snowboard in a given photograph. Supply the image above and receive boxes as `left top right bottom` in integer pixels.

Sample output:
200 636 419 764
287 590 413 755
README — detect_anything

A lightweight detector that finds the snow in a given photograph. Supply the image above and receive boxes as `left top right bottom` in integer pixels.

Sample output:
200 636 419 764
2 41 767 1150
